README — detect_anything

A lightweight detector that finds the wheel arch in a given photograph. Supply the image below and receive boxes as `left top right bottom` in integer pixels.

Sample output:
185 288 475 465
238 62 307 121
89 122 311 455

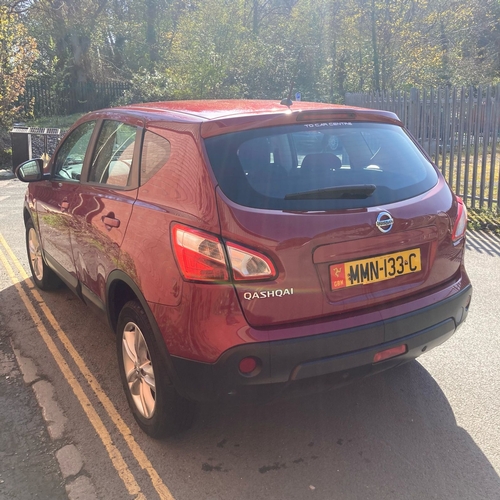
106 270 180 390
23 207 31 224
23 207 40 233
24 207 41 241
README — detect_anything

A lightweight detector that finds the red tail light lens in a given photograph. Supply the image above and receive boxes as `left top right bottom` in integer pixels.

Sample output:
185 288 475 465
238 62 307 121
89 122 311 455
452 197 467 242
172 225 229 282
226 242 277 281
172 224 277 283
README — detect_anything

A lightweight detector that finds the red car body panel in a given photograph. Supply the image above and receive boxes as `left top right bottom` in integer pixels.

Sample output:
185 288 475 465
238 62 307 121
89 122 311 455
70 184 138 304
35 181 81 282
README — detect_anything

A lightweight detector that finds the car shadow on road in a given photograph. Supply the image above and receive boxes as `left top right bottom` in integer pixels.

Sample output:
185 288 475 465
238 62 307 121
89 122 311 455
466 230 500 257
164 361 499 500
2 277 498 500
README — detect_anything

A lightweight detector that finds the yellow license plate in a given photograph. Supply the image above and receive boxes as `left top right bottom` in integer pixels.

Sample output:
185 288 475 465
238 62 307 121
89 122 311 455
330 248 421 290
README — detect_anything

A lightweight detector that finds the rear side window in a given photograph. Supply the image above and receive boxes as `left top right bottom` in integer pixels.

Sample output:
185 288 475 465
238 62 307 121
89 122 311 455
140 131 171 185
204 122 438 211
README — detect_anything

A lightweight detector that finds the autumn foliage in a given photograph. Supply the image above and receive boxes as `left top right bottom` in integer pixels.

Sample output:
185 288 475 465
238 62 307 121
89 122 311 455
0 6 38 131
2 0 500 113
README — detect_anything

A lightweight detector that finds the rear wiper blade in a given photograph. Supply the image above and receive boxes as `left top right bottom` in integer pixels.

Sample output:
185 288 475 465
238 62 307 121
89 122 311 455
284 184 376 200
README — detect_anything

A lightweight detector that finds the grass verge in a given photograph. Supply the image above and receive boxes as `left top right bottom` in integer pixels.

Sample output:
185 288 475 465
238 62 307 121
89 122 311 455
468 208 500 235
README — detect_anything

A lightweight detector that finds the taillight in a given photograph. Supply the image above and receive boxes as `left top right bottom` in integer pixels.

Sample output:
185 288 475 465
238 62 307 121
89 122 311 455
172 225 229 282
172 224 277 283
226 242 277 281
452 197 467 242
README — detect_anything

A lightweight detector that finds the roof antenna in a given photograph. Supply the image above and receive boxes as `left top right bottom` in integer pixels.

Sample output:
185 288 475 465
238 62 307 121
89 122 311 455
280 79 294 108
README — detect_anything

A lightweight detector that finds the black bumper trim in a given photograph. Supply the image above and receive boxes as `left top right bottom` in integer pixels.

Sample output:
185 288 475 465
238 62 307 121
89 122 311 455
291 318 455 381
171 285 472 401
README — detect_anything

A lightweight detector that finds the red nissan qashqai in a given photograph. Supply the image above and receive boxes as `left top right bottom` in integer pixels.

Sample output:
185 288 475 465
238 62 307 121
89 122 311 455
16 100 472 438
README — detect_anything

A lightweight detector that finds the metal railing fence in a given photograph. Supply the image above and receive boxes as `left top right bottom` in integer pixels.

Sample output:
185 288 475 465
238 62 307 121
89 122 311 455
20 80 130 117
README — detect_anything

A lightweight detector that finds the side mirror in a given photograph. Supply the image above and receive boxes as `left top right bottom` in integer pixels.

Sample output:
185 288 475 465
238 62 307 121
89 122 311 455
15 159 45 182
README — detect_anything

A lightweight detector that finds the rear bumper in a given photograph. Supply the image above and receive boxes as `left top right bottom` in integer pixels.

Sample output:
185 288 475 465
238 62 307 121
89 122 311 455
171 284 472 402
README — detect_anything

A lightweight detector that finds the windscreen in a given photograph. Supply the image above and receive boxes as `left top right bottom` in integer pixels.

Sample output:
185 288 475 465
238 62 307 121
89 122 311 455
204 122 438 210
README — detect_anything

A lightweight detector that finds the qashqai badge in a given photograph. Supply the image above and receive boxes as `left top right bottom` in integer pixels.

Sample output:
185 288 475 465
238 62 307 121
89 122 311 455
376 211 394 233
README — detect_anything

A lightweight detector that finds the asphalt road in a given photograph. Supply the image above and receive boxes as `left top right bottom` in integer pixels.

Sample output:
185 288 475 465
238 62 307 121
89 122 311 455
0 173 499 500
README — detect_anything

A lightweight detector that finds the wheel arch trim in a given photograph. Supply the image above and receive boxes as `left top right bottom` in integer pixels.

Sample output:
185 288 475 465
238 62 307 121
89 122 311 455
106 270 182 391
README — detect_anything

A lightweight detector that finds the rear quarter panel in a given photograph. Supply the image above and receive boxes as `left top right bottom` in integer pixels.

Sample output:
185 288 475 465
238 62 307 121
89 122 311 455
119 122 220 307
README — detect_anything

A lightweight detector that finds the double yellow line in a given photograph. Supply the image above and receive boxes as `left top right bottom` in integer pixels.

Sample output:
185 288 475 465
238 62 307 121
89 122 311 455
0 232 175 500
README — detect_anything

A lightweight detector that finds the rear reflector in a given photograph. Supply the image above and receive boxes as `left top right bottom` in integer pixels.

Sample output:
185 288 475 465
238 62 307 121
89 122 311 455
238 357 259 375
373 344 407 363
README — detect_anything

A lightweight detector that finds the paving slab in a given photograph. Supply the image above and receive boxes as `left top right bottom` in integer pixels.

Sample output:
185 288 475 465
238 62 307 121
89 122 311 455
0 335 67 500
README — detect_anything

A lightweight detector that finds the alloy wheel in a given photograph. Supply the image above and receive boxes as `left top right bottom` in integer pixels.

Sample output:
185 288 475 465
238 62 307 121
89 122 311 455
28 227 44 282
121 321 156 418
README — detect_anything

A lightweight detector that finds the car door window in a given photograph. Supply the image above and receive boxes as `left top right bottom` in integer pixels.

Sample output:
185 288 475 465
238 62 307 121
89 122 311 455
89 121 137 187
53 121 96 181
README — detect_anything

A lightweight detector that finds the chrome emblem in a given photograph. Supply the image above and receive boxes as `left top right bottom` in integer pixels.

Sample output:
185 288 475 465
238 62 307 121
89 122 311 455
376 211 394 233
243 288 294 300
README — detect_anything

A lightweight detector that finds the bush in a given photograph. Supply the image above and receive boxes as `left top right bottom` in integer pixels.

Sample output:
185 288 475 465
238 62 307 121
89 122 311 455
113 71 172 106
0 131 12 170
0 6 38 167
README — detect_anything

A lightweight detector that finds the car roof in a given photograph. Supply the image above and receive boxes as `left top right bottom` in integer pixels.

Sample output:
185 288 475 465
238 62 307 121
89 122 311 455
80 100 402 138
119 100 346 121
106 100 398 122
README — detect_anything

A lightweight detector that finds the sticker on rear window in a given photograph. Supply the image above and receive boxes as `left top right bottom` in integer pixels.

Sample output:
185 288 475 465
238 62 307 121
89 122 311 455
304 122 352 128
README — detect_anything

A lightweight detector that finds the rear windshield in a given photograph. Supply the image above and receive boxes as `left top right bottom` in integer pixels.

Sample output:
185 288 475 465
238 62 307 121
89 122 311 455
204 122 438 210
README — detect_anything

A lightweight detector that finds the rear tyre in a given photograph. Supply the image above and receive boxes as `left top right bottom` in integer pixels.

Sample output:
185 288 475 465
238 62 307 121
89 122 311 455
26 218 62 291
116 300 195 438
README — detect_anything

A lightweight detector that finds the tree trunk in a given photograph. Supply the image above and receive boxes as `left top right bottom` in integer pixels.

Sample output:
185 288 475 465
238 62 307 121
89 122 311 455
253 0 259 34
371 0 380 91
146 0 158 67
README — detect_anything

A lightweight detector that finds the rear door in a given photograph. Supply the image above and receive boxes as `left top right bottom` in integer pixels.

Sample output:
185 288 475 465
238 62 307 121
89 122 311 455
70 120 140 308
206 120 459 330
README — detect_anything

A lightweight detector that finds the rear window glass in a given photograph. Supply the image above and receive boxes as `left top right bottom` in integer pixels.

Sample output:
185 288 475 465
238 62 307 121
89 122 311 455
204 123 438 211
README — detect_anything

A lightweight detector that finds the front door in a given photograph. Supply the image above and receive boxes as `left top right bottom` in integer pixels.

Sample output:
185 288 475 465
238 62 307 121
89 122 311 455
36 120 97 288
